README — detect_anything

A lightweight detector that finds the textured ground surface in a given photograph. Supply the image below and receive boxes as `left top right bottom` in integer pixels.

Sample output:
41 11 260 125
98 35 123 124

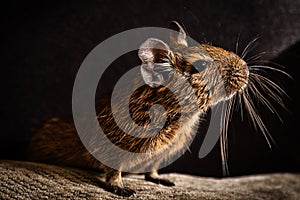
0 160 299 200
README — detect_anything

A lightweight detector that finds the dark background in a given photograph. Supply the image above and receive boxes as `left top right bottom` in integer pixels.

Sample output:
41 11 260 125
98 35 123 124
2 0 299 177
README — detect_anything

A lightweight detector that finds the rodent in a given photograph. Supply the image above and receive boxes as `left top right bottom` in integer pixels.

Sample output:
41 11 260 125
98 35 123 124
28 21 279 197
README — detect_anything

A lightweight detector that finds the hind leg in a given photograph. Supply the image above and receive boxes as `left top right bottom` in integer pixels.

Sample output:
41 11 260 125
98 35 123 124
103 167 136 197
145 170 175 186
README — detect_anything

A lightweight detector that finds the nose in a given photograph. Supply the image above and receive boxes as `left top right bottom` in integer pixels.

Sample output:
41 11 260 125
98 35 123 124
241 60 249 77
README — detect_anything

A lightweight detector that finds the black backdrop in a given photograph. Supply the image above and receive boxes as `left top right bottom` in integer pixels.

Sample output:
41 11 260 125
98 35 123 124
2 0 300 177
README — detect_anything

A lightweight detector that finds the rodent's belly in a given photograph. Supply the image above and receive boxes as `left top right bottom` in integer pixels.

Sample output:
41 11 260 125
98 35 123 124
169 113 200 156
159 112 200 158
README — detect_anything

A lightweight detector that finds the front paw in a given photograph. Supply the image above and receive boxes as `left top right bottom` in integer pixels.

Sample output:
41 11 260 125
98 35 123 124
159 178 175 187
110 185 136 197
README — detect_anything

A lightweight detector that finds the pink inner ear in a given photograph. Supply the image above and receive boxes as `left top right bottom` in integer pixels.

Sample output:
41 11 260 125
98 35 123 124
138 38 171 88
141 64 165 88
139 50 154 63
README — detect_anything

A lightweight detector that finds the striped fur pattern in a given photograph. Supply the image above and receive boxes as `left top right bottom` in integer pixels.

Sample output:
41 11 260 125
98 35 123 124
28 21 255 196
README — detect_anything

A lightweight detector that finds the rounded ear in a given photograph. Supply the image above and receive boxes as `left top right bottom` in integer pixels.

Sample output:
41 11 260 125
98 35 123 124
138 38 171 88
169 21 188 48
140 63 165 88
138 38 170 63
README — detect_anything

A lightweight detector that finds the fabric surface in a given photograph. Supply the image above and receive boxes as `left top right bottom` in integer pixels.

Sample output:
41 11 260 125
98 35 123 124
0 160 299 199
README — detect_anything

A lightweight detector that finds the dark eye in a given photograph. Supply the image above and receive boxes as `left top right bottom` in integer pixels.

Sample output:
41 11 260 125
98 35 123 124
191 60 210 74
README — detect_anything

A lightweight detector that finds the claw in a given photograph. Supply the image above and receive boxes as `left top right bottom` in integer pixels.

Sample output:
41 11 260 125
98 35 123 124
110 185 136 197
159 179 175 187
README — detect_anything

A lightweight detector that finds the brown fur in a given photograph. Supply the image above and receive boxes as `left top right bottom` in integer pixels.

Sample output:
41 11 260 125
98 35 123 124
28 21 249 197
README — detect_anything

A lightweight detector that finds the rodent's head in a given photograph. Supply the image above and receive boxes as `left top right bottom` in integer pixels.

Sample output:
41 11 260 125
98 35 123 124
138 21 249 107
199 44 249 103
137 21 288 173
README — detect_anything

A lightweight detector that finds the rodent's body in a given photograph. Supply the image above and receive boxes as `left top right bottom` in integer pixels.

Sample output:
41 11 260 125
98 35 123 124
28 80 203 196
28 21 279 197
28 72 205 183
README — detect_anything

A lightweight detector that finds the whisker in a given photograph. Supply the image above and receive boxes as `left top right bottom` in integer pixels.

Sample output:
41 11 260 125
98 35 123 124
236 61 291 151
236 92 244 120
245 51 267 62
249 65 293 79
247 60 289 71
250 73 290 104
242 88 276 149
241 35 262 59
221 94 238 176
220 100 229 176
235 29 243 55
249 74 283 102
247 81 283 122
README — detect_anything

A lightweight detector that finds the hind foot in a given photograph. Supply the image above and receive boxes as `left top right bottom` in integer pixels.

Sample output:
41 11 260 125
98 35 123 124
108 185 136 197
145 171 175 187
